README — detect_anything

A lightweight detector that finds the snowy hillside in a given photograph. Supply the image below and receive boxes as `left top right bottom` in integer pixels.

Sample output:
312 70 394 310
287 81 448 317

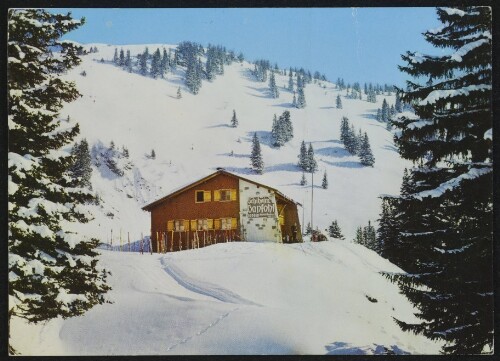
60 43 409 243
11 241 442 355
9 42 442 355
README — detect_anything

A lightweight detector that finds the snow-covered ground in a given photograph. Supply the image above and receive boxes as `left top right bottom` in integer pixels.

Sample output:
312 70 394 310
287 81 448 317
10 43 441 355
11 241 442 355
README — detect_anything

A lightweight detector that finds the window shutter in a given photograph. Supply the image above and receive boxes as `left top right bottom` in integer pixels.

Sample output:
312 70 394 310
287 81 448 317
167 220 174 231
204 190 211 202
214 219 221 230
183 220 190 230
279 215 285 225
190 220 197 230
230 189 237 201
214 190 220 201
231 217 238 229
207 219 214 229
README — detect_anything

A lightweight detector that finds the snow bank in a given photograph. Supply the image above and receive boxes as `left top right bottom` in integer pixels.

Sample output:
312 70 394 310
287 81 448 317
10 241 442 355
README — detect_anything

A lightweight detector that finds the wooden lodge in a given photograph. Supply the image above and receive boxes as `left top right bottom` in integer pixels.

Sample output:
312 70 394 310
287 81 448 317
142 169 302 253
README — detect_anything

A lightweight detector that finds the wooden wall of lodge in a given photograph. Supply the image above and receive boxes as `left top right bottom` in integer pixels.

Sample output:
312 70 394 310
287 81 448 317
150 173 240 252
149 172 302 252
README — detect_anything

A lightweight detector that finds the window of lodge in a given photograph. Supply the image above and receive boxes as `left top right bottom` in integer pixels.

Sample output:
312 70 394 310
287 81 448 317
195 190 211 203
220 190 231 201
197 219 209 231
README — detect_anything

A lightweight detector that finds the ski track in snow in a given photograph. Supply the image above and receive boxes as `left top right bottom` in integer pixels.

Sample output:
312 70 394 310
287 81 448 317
160 258 261 306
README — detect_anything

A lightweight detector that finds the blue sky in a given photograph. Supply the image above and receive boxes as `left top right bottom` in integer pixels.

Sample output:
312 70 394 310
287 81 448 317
52 8 441 86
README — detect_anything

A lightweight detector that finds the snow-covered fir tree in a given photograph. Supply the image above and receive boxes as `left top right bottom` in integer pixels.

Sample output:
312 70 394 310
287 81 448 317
125 50 132 72
8 10 110 350
119 48 125 66
69 139 93 189
359 132 375 166
387 6 493 354
336 95 342 109
340 116 349 144
328 220 344 239
250 132 264 174
306 143 318 173
288 70 294 91
354 226 364 245
321 171 328 189
297 140 308 171
292 92 297 107
230 110 238 128
150 48 162 78
139 47 149 75
367 90 377 103
150 149 156 160
113 48 118 64
177 87 182 99
296 85 306 108
363 221 378 251
381 98 390 122
271 111 293 147
269 72 279 98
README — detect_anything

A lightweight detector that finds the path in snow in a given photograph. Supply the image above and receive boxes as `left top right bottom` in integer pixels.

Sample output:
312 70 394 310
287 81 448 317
160 258 261 306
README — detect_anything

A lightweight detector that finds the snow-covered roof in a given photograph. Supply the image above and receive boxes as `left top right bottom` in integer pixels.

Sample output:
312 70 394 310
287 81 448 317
142 169 300 211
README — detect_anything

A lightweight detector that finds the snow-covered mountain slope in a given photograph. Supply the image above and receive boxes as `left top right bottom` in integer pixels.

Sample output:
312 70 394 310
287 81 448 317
10 43 440 355
60 43 409 243
11 241 442 355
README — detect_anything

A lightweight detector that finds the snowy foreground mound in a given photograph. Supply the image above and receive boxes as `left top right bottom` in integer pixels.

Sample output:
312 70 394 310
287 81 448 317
11 240 441 355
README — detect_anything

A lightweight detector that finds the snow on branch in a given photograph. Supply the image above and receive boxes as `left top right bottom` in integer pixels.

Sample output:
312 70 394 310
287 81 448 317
450 38 490 62
419 84 491 106
415 167 492 199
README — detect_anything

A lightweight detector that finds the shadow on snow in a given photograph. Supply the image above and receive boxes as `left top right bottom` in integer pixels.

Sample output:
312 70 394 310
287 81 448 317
325 341 411 355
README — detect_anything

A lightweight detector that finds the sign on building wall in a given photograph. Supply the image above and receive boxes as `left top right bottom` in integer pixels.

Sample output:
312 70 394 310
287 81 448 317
247 196 276 218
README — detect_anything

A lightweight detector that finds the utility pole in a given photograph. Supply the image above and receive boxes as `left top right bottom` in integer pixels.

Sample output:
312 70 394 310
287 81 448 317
311 170 314 235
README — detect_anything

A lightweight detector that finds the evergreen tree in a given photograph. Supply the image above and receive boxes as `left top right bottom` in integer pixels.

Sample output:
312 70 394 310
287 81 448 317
297 140 308 171
160 48 169 77
321 171 328 189
376 108 382 122
336 95 342 109
139 47 149 75
292 92 297 107
288 71 294 91
328 220 344 239
8 10 110 348
362 221 377 251
250 132 264 174
305 222 312 235
354 226 364 245
69 139 93 189
306 143 318 173
387 7 493 354
269 72 279 98
381 98 390 122
296 85 306 108
118 48 125 66
150 48 162 78
300 172 307 186
359 132 375 166
125 50 132 72
230 109 238 127
177 87 182 99
340 116 350 144
113 48 118 64
150 149 156 160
